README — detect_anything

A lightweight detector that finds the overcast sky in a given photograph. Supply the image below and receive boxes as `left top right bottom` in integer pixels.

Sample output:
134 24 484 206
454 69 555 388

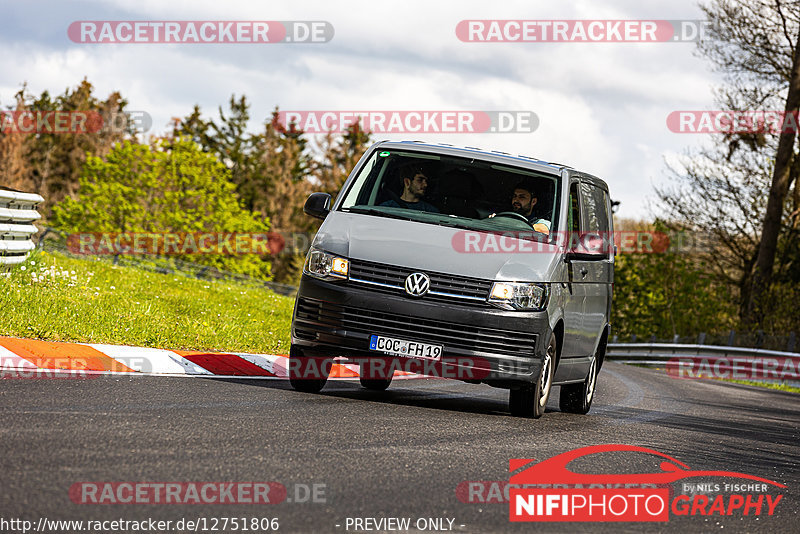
0 0 721 220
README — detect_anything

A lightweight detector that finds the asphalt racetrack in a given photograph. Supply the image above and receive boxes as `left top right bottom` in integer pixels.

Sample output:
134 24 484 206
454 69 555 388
1 362 797 533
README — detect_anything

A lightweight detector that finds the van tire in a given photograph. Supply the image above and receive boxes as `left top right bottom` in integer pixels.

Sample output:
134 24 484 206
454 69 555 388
509 332 556 418
359 360 394 390
559 357 597 414
288 345 330 393
359 376 393 391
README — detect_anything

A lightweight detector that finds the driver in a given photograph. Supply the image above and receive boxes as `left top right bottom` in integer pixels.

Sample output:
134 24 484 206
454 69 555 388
380 163 439 213
510 181 551 234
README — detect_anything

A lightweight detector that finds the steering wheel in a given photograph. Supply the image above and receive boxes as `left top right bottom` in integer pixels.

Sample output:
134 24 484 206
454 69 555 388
486 211 530 223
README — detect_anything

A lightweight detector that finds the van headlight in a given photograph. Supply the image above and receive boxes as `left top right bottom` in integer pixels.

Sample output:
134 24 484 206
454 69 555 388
488 282 548 311
303 248 349 280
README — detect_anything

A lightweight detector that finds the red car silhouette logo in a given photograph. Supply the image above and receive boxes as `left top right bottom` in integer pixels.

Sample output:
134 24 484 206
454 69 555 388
510 444 785 487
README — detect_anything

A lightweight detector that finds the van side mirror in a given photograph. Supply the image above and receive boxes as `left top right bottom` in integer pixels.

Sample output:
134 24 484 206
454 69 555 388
304 192 331 219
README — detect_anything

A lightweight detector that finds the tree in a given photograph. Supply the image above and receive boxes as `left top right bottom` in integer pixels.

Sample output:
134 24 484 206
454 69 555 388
51 138 273 279
0 79 131 217
611 220 737 339
262 114 370 284
175 95 266 212
657 0 800 330
172 102 371 284
656 131 772 319
310 121 371 200
258 109 310 225
0 92 31 190
696 0 800 323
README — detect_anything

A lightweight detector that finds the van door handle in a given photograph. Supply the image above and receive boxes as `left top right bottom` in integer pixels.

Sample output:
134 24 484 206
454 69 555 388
580 267 588 277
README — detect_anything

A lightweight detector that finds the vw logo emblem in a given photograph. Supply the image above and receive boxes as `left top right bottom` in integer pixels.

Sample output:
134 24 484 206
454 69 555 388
404 272 430 297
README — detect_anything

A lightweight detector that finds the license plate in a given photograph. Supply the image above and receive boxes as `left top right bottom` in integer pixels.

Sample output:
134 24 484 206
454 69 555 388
369 335 443 360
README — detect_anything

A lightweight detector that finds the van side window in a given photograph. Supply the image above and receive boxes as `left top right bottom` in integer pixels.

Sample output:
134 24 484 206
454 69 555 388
568 183 581 233
580 182 609 234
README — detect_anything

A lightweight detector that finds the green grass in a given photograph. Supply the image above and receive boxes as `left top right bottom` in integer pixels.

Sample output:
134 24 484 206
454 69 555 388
0 250 295 354
712 378 800 393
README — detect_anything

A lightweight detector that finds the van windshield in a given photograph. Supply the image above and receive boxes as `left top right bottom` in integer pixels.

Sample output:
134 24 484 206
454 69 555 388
337 149 560 237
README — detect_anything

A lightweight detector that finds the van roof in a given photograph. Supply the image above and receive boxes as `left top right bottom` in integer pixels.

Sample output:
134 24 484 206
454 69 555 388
373 140 609 191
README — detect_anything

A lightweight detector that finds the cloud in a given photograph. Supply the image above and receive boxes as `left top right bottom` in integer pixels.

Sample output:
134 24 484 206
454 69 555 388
0 0 723 219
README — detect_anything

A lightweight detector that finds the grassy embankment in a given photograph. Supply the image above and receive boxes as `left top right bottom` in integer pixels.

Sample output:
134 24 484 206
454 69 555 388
0 249 294 354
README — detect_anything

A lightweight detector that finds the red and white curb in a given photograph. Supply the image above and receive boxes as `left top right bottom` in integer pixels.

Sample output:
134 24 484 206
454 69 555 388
0 336 424 380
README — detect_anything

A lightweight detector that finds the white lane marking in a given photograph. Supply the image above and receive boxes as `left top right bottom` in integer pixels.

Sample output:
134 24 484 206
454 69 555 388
87 343 212 375
234 353 286 376
165 352 214 374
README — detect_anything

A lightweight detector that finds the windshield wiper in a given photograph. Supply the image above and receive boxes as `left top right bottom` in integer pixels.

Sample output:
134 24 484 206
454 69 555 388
341 207 416 221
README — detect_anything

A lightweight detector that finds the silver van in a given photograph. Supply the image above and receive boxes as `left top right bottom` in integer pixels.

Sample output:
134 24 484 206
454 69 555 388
289 141 614 418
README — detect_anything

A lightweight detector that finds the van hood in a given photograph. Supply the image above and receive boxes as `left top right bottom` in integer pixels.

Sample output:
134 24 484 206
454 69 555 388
311 211 561 282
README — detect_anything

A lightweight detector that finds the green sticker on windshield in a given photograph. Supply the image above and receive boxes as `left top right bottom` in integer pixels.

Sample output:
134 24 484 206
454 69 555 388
379 151 390 157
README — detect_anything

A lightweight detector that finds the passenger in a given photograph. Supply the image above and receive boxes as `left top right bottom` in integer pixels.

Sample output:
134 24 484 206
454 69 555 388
380 164 440 213
510 181 551 234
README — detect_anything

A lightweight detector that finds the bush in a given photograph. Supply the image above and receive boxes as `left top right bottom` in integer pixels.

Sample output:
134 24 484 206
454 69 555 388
52 138 273 279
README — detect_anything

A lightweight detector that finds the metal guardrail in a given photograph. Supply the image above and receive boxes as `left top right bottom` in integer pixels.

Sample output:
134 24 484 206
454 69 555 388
0 189 43 265
607 343 800 385
613 330 796 353
608 343 800 363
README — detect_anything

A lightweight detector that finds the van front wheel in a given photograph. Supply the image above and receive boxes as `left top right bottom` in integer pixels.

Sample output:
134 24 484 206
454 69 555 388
559 357 597 414
359 361 393 391
509 332 555 418
288 345 330 393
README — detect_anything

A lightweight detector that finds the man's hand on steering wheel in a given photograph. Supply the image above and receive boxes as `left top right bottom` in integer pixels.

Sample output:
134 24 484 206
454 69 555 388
486 211 530 223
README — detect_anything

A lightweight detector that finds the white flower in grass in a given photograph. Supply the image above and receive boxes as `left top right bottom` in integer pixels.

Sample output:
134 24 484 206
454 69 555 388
20 266 26 271
110 286 116 290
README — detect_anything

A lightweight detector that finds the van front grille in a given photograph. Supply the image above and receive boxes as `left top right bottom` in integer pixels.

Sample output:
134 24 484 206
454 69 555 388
347 258 493 306
294 297 537 357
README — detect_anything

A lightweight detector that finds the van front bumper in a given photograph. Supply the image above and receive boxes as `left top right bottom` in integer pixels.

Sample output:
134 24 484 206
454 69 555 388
290 275 552 387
